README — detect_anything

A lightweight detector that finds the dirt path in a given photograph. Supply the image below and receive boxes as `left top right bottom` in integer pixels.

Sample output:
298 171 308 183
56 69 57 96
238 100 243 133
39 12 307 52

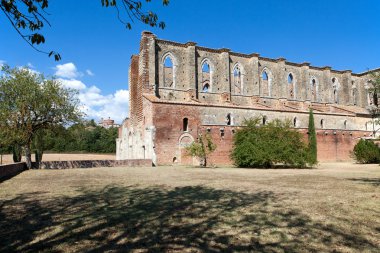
0 153 115 165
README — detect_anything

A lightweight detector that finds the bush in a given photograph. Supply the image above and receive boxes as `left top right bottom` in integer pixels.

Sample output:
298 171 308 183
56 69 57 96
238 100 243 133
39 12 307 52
231 117 314 168
353 139 380 164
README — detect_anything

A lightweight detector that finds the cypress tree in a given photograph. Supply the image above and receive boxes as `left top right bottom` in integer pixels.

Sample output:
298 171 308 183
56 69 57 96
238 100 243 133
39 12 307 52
308 108 318 165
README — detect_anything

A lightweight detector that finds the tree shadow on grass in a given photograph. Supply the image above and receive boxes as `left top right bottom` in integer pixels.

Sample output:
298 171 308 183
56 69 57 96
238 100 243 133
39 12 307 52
348 178 380 187
0 186 378 252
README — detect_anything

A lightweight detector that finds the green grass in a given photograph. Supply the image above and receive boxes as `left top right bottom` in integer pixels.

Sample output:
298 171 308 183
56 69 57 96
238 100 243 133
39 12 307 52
0 163 379 252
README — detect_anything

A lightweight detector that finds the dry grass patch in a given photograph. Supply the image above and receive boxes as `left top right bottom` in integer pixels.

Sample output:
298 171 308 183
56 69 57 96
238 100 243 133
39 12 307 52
0 163 379 252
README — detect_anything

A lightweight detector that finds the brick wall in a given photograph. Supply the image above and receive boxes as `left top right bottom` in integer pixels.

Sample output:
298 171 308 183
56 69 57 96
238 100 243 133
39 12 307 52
152 101 367 165
0 163 26 182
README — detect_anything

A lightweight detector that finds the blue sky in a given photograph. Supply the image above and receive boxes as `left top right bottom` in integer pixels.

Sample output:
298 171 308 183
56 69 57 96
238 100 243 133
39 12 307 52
1 0 379 123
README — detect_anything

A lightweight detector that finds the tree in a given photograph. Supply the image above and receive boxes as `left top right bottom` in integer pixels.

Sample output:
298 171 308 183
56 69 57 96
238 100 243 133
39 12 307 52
308 109 318 165
366 71 380 136
231 117 314 168
353 139 380 164
0 0 169 60
0 65 83 168
186 133 216 167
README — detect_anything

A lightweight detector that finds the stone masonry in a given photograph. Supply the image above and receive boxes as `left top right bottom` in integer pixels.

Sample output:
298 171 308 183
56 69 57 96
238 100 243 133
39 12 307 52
116 31 380 165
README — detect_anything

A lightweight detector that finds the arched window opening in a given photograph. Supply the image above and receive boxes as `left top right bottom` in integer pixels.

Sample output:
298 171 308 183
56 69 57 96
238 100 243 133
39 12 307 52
288 73 294 84
320 119 324 129
233 64 243 95
352 88 357 105
201 60 211 92
311 78 317 102
288 73 295 99
262 71 268 80
261 70 271 97
334 90 338 104
344 120 347 130
202 83 210 92
220 128 225 138
332 78 338 104
164 55 174 88
263 116 267 125
183 118 188 132
368 90 374 106
226 114 232 126
293 117 297 128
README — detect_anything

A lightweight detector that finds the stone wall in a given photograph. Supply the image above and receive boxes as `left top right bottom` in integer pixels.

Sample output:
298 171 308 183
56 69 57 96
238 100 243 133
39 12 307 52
116 32 380 165
0 163 26 182
37 159 152 170
153 34 376 108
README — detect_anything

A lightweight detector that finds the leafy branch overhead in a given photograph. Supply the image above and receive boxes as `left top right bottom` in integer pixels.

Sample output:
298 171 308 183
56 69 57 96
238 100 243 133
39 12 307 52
0 0 169 61
101 0 169 30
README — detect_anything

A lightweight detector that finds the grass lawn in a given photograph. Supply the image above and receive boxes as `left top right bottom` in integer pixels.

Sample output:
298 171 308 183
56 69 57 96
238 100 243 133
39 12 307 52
0 163 379 252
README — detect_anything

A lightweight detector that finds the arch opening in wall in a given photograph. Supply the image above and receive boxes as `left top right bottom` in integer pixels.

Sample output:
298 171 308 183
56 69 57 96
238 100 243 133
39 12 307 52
352 88 357 105
288 73 295 99
344 120 347 130
183 118 189 132
261 68 272 97
311 78 318 102
163 54 175 88
332 78 338 104
262 71 268 80
263 116 267 125
201 59 212 92
366 89 378 106
320 119 325 129
202 83 210 92
233 64 243 95
293 117 297 128
226 113 232 126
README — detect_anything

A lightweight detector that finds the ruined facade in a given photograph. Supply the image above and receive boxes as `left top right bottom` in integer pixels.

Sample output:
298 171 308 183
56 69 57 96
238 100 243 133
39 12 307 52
116 31 380 165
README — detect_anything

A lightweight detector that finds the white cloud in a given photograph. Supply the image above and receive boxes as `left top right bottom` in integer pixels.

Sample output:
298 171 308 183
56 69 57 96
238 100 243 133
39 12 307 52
79 87 129 123
58 78 87 90
27 62 35 68
0 60 5 67
55 62 81 79
10 61 129 123
86 69 94 76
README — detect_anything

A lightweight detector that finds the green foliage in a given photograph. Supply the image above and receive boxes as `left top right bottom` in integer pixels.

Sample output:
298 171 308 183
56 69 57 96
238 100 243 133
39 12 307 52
0 66 82 168
353 139 380 164
308 109 318 165
231 117 313 168
186 133 216 167
12 144 22 163
35 121 119 154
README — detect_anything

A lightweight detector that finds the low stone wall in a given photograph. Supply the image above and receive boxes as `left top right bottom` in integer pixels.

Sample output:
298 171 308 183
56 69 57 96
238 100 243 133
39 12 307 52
36 159 152 169
0 162 26 182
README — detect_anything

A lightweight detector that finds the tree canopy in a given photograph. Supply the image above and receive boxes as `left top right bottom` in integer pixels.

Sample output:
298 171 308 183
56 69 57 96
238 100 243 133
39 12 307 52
0 65 83 168
0 0 169 60
231 117 315 168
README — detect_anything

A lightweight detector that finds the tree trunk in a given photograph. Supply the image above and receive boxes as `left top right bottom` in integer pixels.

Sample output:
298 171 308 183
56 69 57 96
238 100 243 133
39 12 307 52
25 144 32 169
35 149 43 169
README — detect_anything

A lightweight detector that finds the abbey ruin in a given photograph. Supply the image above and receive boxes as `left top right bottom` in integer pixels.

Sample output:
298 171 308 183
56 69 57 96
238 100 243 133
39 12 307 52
116 31 380 165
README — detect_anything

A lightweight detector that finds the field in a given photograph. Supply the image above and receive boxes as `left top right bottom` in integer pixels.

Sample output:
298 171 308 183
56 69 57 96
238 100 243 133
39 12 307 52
0 163 379 252
0 153 116 165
